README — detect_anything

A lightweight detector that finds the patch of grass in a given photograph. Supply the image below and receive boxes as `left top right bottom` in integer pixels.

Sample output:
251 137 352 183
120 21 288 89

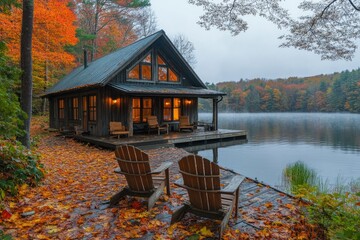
282 161 318 193
283 161 360 239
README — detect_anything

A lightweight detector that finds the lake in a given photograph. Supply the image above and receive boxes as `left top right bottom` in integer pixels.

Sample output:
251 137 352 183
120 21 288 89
195 113 360 189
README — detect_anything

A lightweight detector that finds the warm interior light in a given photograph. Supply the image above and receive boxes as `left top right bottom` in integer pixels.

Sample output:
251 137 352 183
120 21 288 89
112 99 118 104
185 100 192 104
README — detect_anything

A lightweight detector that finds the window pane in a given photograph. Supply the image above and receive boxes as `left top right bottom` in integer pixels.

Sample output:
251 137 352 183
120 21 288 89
133 109 140 123
173 108 180 121
89 96 96 121
142 54 151 63
142 98 152 122
91 96 96 106
142 65 152 80
174 98 181 107
169 68 179 82
128 65 140 79
73 98 78 107
133 98 140 108
143 98 152 108
72 98 79 120
158 67 167 81
142 109 152 122
58 99 64 119
164 98 172 108
163 109 171 121
157 56 165 65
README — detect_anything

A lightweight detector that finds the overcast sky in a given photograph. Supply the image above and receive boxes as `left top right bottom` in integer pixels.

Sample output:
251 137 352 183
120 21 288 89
150 0 360 84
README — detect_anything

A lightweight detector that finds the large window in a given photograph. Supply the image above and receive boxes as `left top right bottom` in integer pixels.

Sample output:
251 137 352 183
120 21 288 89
133 98 153 123
89 95 96 121
163 98 181 121
70 97 79 120
157 56 179 82
58 99 64 119
133 98 141 123
128 53 152 80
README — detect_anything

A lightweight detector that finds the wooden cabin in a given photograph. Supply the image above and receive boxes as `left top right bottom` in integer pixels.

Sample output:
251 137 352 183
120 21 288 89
43 30 225 137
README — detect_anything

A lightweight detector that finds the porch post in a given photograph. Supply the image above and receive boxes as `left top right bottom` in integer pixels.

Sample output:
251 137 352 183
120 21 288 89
212 98 218 130
127 97 133 136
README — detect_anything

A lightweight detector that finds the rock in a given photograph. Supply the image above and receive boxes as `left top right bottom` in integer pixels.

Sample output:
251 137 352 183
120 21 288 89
21 211 35 217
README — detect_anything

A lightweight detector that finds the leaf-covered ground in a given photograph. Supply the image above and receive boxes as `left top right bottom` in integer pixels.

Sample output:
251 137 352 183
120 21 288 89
1 121 322 239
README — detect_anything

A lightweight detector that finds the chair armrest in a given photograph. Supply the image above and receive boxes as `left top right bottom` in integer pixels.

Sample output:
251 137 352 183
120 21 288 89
221 175 245 194
151 161 172 174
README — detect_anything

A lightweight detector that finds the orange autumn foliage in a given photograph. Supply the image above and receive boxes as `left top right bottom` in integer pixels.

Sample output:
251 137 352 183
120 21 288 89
0 0 77 87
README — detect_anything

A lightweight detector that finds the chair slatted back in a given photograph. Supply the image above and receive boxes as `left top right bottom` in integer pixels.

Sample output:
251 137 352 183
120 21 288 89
147 116 158 127
115 145 154 192
178 155 222 211
179 116 190 126
110 122 123 132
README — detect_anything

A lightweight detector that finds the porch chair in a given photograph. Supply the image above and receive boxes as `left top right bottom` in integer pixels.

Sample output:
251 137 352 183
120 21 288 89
110 145 172 210
179 116 195 132
109 121 129 139
146 116 168 135
171 155 245 238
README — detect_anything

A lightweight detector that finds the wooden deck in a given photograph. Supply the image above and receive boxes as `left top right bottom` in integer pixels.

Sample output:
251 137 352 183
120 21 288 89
74 128 247 150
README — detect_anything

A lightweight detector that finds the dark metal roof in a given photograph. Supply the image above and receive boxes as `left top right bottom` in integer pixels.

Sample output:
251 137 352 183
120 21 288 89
43 30 223 97
43 31 163 96
108 83 225 98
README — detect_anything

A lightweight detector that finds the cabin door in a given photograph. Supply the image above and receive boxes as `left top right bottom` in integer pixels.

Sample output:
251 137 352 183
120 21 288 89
82 96 88 131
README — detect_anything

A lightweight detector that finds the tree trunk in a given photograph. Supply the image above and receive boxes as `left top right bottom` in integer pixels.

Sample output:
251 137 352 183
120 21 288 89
42 59 48 114
18 0 34 148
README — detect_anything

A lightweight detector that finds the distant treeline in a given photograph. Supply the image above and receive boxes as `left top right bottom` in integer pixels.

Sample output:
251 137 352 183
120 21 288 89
200 68 360 113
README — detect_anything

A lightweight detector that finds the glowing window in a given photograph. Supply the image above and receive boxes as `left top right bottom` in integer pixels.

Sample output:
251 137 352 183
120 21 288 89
132 98 141 123
133 98 153 123
58 99 64 119
157 55 179 82
163 98 181 121
127 53 152 80
89 95 97 121
71 97 79 120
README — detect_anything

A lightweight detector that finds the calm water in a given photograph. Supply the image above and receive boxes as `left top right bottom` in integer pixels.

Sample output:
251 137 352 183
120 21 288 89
195 113 360 188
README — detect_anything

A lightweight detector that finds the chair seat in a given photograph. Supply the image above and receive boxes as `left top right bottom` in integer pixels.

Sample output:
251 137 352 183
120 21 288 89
171 155 245 238
110 145 172 210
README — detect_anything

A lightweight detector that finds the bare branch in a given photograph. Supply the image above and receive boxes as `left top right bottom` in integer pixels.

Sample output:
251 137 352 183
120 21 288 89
309 0 338 30
348 0 360 11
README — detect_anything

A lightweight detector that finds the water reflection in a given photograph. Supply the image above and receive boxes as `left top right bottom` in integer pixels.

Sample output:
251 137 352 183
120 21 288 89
199 112 360 152
182 139 248 163
194 113 360 187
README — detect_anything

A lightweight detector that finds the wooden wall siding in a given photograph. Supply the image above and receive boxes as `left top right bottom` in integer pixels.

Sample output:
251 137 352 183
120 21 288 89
49 98 56 129
182 98 198 124
48 89 200 136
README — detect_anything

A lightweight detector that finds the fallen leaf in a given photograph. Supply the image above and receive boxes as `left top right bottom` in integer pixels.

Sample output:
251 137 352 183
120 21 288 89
1 209 12 219
198 226 214 237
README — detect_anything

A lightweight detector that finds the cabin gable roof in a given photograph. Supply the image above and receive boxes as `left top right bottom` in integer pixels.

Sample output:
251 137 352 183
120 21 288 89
44 30 213 97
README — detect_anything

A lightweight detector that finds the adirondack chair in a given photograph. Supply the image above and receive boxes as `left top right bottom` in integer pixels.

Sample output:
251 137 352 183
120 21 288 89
171 155 245 238
179 116 195 132
146 116 168 135
109 121 129 138
110 145 172 210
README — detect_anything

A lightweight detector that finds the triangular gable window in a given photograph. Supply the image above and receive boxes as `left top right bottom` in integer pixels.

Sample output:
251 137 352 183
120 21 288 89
157 56 179 82
128 53 152 80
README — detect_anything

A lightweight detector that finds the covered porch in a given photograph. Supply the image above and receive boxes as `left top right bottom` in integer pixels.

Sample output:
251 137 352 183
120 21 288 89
108 83 225 137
